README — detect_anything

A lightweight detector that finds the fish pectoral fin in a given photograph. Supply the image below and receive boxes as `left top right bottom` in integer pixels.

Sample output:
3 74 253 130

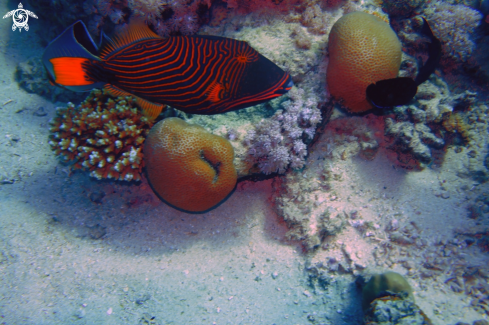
134 97 166 121
206 81 226 103
104 85 165 120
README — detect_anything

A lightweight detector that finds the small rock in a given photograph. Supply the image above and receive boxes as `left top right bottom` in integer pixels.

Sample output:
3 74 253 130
271 272 279 279
474 320 489 325
387 219 399 231
33 107 47 116
75 308 86 319
88 224 106 239
390 232 414 245
6 134 20 142
89 191 105 204
1 178 15 185
107 307 112 315
136 294 150 305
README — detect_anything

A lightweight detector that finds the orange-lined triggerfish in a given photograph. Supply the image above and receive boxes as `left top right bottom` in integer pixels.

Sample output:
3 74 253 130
42 20 293 119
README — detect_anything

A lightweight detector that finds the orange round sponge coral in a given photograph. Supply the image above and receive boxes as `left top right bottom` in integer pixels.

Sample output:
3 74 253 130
327 12 402 113
144 118 237 213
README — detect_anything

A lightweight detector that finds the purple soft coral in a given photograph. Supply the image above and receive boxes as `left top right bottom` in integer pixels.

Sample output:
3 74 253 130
245 87 322 175
128 0 206 36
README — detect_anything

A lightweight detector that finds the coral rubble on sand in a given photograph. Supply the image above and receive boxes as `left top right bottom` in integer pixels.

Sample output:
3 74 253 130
49 89 154 181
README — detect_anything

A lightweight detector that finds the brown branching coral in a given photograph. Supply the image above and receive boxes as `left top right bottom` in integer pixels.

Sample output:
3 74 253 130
49 89 154 181
442 111 471 142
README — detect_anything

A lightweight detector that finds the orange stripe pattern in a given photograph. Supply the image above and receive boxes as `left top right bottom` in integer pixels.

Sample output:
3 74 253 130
97 36 290 114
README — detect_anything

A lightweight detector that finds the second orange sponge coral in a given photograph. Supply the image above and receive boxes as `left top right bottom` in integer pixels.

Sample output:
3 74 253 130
327 12 402 113
144 118 237 213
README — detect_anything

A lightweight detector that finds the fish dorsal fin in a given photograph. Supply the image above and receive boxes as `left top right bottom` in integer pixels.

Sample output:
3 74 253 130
104 85 165 120
100 19 161 59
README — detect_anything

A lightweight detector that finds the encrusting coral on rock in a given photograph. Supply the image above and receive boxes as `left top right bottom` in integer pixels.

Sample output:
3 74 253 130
49 89 154 181
384 118 444 164
384 73 482 167
374 0 426 17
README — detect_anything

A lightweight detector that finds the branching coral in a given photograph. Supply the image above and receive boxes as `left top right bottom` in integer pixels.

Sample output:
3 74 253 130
243 87 321 174
82 0 129 35
300 4 330 34
424 3 482 62
375 0 425 17
49 89 154 181
129 0 207 36
385 73 482 166
128 0 163 25
385 118 444 163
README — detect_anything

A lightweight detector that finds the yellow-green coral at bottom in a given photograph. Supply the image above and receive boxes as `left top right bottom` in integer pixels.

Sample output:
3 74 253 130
49 89 154 181
144 117 237 213
362 271 414 311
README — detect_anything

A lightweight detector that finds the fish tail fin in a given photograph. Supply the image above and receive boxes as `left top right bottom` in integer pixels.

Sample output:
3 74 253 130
42 21 106 92
49 57 93 87
104 85 165 120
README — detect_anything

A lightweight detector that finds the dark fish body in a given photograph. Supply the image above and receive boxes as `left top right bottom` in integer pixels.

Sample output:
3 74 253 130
43 21 293 119
413 18 441 86
366 77 417 109
366 18 441 111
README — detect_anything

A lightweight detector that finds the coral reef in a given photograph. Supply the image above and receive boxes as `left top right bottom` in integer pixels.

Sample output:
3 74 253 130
272 162 347 251
446 103 489 183
243 87 322 175
82 0 129 35
384 118 445 163
300 4 331 35
424 3 482 62
49 89 153 181
313 114 385 162
327 12 402 113
385 74 482 166
16 57 84 103
184 16 328 178
144 117 237 213
375 0 425 17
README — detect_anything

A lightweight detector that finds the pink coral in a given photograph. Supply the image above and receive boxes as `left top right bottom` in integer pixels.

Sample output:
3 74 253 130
128 0 164 25
180 12 199 35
